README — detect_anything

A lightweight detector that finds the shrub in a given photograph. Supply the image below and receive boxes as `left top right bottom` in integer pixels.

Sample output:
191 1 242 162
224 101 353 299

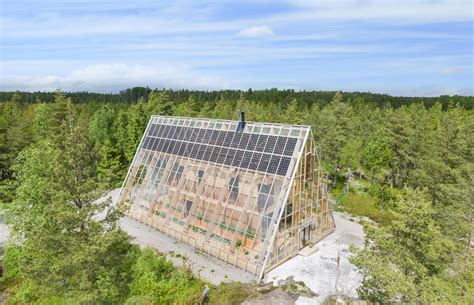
207 282 257 305
127 248 206 305
367 183 396 208
339 193 393 226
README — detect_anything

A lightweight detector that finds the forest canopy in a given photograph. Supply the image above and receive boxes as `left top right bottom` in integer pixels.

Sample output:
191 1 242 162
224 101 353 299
1 87 473 109
0 88 472 304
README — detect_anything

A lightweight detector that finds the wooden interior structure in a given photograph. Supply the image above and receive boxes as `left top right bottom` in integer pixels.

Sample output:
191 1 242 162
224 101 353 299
117 115 335 279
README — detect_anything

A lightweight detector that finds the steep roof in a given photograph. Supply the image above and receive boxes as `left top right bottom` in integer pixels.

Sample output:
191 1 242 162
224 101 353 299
141 116 310 177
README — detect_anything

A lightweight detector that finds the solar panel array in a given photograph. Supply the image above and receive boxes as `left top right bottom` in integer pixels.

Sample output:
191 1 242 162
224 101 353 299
141 123 299 176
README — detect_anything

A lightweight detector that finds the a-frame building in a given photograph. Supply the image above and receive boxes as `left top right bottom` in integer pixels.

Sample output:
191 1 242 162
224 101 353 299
117 114 335 279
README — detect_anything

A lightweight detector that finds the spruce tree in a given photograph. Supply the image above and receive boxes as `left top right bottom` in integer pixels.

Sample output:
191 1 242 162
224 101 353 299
125 102 147 162
351 188 461 304
3 101 135 303
173 96 198 117
98 138 125 189
146 90 174 116
89 103 115 146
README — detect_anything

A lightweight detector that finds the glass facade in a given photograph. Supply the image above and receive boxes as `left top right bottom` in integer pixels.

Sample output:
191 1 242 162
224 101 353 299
117 116 335 278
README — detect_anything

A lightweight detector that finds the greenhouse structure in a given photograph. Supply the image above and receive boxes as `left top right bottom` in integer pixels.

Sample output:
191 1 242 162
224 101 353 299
117 114 335 279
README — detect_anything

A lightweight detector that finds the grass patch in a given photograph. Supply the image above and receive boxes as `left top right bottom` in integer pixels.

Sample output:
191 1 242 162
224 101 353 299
337 193 393 226
207 282 257 305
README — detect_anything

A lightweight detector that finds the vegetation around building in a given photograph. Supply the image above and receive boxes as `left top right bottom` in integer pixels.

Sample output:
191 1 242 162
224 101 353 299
0 89 472 304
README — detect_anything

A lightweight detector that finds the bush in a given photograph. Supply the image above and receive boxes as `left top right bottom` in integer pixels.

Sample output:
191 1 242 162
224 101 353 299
367 183 397 208
1 243 21 284
207 282 257 305
127 248 206 305
339 193 393 226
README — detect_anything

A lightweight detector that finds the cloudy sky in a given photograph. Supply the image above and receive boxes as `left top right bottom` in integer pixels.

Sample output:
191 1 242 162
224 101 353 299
1 0 472 96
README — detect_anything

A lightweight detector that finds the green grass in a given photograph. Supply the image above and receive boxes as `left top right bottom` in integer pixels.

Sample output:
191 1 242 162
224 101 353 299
329 174 395 226
207 282 258 305
337 193 393 226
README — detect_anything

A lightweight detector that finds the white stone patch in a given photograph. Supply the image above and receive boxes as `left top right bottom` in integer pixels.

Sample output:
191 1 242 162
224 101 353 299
265 213 364 304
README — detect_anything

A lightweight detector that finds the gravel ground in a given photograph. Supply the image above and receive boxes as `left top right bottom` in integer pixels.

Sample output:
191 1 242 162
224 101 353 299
103 189 256 285
119 216 255 284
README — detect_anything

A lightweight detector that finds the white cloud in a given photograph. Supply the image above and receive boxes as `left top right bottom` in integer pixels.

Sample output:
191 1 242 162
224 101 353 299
237 25 275 37
0 15 243 38
1 1 472 96
441 66 465 75
0 63 234 92
2 1 472 39
278 0 473 23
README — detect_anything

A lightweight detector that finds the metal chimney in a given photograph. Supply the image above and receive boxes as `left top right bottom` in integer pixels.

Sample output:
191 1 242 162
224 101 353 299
237 111 246 132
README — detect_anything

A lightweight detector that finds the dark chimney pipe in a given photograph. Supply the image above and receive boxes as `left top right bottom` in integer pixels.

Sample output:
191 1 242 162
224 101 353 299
237 111 246 132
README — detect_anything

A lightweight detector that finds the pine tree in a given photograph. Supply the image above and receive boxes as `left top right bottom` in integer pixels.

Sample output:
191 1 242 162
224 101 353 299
113 110 130 161
282 99 305 124
197 101 213 118
363 129 392 182
340 137 363 191
49 91 71 143
0 93 33 180
3 102 135 303
313 92 351 186
146 90 174 116
173 96 198 117
212 98 234 119
351 188 460 304
388 106 412 186
89 103 115 146
98 138 125 189
33 103 51 141
125 102 147 162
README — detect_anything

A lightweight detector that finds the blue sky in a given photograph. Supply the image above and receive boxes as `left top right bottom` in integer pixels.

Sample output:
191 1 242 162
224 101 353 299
1 0 472 96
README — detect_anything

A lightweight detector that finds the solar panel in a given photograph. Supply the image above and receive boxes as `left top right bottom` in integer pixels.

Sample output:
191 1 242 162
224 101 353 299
142 123 303 176
147 124 298 156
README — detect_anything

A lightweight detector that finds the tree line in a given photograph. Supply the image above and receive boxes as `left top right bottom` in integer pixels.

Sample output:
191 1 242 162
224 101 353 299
1 87 473 109
0 89 472 303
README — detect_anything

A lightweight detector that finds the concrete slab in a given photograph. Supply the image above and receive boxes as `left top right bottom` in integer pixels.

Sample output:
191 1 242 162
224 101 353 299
298 245 319 257
265 212 364 304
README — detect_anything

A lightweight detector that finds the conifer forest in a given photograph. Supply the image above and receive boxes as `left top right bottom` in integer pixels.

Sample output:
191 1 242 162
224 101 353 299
0 89 472 304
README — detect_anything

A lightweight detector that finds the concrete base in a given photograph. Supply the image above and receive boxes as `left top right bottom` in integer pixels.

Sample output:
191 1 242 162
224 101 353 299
298 245 319 257
265 212 365 304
